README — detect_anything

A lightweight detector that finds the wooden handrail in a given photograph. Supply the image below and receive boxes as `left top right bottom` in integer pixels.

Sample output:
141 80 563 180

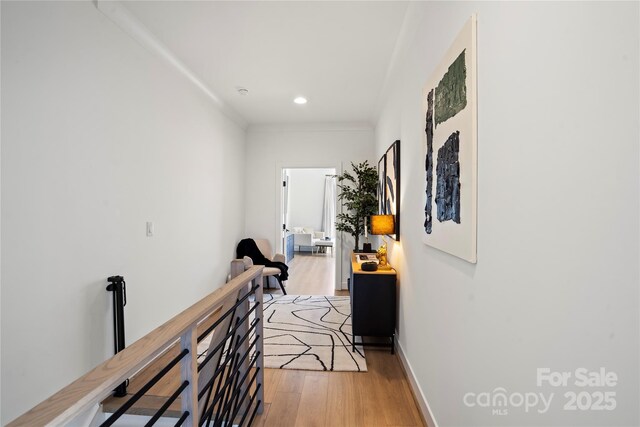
8 265 264 427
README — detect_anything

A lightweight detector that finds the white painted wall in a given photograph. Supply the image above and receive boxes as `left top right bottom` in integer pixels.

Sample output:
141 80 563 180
244 124 374 288
287 168 334 233
375 2 639 426
1 2 246 423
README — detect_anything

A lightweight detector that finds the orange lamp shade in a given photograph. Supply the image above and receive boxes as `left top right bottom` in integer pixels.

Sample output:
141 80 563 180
370 214 395 235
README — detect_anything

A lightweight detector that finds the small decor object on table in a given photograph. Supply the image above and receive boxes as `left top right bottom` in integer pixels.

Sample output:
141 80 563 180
376 243 390 270
361 261 378 272
356 253 378 263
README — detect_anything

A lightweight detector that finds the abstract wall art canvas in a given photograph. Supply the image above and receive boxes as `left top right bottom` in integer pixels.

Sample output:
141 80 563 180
422 15 477 263
378 140 400 241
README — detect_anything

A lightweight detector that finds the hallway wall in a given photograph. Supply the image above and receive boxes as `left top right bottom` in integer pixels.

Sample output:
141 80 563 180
244 123 375 289
375 2 639 426
1 2 247 422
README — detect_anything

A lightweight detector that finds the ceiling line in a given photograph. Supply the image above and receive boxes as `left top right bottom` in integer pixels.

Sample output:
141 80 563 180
94 0 248 129
371 2 422 126
248 122 373 134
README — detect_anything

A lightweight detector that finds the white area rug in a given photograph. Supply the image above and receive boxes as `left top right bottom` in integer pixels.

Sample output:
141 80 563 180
262 295 367 372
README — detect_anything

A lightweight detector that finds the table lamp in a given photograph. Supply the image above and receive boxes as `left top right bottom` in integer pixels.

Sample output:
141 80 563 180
370 214 395 269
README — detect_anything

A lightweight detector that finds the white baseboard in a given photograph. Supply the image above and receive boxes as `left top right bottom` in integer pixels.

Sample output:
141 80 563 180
395 338 439 427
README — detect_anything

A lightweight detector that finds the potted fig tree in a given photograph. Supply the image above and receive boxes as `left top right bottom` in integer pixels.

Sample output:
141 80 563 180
336 161 378 252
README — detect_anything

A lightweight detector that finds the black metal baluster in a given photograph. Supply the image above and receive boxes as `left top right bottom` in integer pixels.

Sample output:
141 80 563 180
106 275 127 397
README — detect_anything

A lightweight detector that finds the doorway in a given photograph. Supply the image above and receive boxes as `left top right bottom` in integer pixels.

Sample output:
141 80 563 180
279 167 338 293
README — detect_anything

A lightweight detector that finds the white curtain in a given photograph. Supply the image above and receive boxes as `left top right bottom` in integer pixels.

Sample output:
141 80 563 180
321 176 336 238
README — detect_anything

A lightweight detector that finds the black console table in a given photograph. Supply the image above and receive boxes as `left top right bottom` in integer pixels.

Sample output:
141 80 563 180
350 253 397 354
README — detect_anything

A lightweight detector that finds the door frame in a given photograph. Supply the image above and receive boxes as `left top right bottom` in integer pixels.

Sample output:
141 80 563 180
274 162 343 290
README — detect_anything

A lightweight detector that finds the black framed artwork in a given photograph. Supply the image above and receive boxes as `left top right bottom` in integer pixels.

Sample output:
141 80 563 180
377 156 386 216
378 140 400 241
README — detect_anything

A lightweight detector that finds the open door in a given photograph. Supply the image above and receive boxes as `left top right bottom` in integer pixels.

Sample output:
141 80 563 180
277 166 340 291
281 171 290 256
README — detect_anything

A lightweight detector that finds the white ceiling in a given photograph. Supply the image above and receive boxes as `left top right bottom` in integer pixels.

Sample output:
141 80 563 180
124 1 409 126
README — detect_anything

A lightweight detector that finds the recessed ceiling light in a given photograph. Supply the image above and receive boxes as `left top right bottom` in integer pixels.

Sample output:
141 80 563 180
293 96 307 105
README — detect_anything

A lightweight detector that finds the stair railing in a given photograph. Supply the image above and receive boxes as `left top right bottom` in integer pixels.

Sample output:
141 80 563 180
8 260 264 427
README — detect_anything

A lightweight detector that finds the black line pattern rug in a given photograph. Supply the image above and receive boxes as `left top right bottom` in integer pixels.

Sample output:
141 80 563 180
262 295 367 372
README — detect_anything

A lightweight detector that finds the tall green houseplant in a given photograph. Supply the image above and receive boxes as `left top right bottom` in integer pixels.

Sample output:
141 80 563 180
336 161 378 251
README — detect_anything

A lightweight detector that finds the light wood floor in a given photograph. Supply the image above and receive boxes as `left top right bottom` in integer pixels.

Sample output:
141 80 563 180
105 251 426 426
254 351 425 427
259 251 426 427
265 251 348 297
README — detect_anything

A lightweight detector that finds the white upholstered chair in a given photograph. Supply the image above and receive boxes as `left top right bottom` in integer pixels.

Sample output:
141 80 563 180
293 231 326 253
243 239 287 295
293 233 313 252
